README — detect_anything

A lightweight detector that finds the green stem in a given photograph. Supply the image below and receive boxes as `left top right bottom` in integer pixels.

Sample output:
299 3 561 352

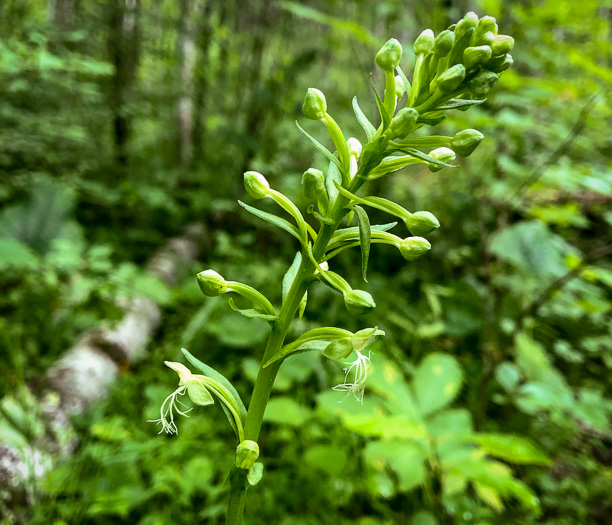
224 168 371 525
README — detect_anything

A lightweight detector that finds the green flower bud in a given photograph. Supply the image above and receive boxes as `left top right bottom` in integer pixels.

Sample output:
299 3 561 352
347 137 362 159
406 211 440 236
476 16 498 37
236 440 259 470
451 129 484 157
375 38 403 71
302 88 327 120
414 29 434 55
436 64 466 93
434 30 454 57
197 269 228 297
323 338 354 360
491 35 514 56
428 147 456 172
476 31 495 47
344 289 376 316
244 171 270 199
469 70 499 98
387 107 419 139
301 168 326 200
455 12 479 39
399 236 431 261
394 74 406 99
463 45 492 70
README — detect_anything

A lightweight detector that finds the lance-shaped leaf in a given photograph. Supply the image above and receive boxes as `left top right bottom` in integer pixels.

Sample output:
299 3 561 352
437 98 486 110
239 201 303 244
352 96 376 142
264 326 354 367
365 155 425 179
296 121 342 171
352 205 371 282
465 433 552 466
228 297 279 322
370 77 390 131
391 146 457 168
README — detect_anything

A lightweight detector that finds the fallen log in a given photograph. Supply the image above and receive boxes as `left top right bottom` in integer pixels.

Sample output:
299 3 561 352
0 223 208 505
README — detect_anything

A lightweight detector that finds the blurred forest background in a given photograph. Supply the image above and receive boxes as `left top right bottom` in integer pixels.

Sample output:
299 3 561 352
0 0 611 524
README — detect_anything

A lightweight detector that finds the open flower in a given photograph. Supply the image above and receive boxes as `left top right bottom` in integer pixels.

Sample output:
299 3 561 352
332 350 372 403
147 383 192 435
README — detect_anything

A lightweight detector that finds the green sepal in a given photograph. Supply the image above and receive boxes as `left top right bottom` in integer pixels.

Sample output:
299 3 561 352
228 297 279 322
296 121 343 171
238 200 303 244
437 98 486 110
393 146 456 168
247 462 264 486
352 96 376 142
187 380 215 406
307 204 334 225
370 77 390 131
181 348 247 438
282 251 302 304
353 205 371 282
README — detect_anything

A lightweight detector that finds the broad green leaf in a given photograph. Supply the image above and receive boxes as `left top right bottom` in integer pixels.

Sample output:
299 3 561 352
227 297 279 321
264 397 310 426
467 433 552 466
413 353 463 416
304 445 348 476
364 439 426 492
0 238 39 270
352 96 376 142
238 200 303 243
353 205 371 282
282 251 302 304
295 121 342 170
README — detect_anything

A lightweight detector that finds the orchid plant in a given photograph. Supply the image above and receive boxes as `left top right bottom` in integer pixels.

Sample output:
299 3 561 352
149 12 514 524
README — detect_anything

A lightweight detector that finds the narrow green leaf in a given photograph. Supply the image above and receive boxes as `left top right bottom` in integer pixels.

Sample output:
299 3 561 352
228 297 279 321
449 27 475 66
416 114 446 126
393 147 456 168
370 78 390 130
282 251 302 304
437 98 486 110
333 221 397 239
238 200 303 243
353 205 371 282
352 96 376 142
295 121 342 170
